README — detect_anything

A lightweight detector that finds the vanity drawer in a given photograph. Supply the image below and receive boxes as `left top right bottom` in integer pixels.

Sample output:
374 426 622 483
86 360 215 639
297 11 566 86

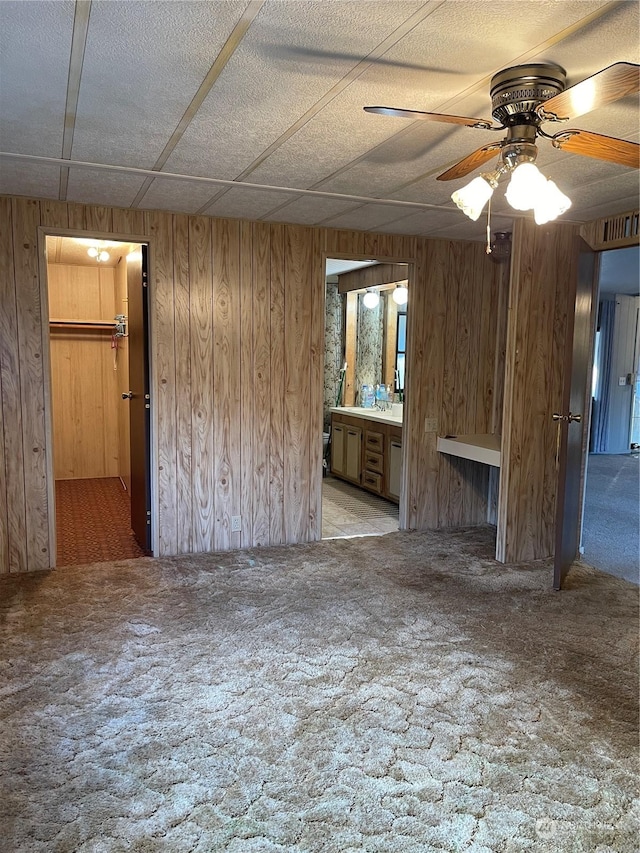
363 470 383 494
365 429 384 452
364 450 384 474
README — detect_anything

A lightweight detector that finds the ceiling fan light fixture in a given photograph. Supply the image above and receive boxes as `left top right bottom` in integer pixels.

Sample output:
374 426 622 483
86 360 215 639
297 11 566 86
451 175 495 221
533 179 572 224
392 284 408 305
363 288 380 309
505 162 547 211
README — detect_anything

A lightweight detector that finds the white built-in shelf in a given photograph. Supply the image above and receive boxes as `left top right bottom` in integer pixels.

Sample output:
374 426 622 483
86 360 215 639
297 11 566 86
436 433 501 468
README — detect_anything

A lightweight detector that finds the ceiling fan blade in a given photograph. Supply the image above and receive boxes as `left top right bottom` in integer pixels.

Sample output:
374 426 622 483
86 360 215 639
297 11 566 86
552 129 640 168
537 62 640 122
436 142 504 181
364 106 496 129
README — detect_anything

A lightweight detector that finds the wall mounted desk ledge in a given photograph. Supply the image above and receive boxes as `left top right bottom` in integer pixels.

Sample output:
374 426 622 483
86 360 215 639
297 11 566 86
437 433 501 468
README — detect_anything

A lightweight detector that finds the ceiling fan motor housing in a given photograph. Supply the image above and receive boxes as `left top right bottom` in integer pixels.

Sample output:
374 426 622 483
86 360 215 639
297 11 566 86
490 63 567 126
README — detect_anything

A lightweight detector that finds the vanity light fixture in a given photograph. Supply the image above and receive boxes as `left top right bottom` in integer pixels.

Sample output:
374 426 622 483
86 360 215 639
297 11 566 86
391 284 408 305
362 288 380 309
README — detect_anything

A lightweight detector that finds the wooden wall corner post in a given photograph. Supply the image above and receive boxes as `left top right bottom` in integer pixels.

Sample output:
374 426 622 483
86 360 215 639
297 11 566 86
496 218 580 564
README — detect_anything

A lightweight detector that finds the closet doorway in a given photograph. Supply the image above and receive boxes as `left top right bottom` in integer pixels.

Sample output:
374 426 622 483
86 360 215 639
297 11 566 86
44 235 151 566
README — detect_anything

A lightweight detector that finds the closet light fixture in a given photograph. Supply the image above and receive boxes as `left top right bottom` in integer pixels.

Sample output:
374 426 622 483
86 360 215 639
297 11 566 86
392 284 408 305
87 246 110 262
362 288 380 309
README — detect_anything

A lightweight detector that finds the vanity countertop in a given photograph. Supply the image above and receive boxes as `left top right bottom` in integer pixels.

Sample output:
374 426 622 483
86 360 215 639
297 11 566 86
330 406 403 426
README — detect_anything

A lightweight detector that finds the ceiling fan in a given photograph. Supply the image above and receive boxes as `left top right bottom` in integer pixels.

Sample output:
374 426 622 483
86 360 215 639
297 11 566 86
364 62 640 223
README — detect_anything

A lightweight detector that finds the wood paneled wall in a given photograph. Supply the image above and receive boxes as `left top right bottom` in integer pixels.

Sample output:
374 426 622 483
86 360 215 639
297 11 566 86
48 263 120 479
115 257 131 491
1 196 507 573
497 219 579 563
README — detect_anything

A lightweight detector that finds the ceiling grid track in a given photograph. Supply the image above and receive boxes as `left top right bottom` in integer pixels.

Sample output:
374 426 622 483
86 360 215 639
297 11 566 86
252 0 630 227
130 0 267 209
58 0 92 201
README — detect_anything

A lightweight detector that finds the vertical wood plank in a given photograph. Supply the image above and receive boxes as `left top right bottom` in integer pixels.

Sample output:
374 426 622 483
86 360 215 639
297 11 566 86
283 224 312 544
308 228 325 541
0 198 27 573
112 207 145 236
173 214 193 554
239 220 254 548
269 223 285 545
212 219 241 552
189 216 215 552
251 222 271 546
83 205 113 234
146 210 177 557
39 200 69 229
0 374 7 573
12 198 49 570
66 203 86 231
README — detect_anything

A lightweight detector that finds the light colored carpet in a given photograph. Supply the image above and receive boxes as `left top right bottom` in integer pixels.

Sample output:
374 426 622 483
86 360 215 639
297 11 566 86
582 453 639 584
0 527 638 852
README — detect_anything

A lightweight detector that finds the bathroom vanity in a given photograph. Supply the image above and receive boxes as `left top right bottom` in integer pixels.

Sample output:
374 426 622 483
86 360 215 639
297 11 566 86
329 407 403 503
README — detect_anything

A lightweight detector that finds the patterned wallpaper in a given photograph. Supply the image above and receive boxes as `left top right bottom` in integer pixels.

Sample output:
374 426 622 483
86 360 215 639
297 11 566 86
323 280 344 430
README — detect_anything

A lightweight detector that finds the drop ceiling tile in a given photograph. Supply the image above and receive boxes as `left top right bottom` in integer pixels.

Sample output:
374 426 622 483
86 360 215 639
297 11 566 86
203 187 295 220
66 170 147 208
373 209 473 237
164 1 427 179
319 202 431 232
260 196 358 225
71 2 249 168
0 160 60 199
140 178 225 215
0 1 74 156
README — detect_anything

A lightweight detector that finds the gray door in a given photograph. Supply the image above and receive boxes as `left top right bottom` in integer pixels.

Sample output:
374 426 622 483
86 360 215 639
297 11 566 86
554 238 599 590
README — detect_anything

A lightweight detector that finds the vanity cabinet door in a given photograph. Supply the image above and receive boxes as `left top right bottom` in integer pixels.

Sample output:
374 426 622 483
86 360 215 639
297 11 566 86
345 426 362 483
331 423 345 476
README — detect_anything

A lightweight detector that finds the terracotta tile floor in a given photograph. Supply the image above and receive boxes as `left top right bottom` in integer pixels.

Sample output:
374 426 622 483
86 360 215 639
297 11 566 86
55 477 146 567
321 475 399 539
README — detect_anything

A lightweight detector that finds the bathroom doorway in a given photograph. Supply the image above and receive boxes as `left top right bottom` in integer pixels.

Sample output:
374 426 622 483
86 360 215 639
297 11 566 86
321 257 410 539
43 235 151 566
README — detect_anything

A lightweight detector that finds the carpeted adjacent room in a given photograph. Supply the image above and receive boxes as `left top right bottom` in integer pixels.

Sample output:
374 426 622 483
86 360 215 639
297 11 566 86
1 528 638 852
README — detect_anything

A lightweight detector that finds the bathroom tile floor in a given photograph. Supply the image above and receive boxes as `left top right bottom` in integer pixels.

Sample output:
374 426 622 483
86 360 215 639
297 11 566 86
321 475 399 539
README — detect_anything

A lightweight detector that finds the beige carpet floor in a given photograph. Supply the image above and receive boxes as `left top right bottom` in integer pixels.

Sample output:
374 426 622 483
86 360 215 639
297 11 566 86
0 527 638 852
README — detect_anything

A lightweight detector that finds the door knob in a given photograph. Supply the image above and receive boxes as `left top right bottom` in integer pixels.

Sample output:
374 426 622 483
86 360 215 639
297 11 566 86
552 413 566 422
122 391 133 399
568 412 582 423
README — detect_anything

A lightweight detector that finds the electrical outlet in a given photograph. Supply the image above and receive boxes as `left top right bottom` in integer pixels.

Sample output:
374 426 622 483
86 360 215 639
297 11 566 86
231 516 241 532
424 417 438 433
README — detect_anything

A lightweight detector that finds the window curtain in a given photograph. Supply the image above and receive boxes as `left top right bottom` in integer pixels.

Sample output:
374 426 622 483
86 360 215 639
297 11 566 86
592 299 616 453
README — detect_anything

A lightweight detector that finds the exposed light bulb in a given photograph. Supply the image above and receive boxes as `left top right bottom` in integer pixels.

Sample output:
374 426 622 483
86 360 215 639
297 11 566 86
97 250 110 262
533 179 572 224
362 289 380 309
392 284 408 305
451 176 495 221
505 162 547 211
87 246 99 257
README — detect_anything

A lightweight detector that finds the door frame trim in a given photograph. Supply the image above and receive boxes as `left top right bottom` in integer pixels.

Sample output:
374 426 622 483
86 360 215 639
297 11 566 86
37 226 158 565
319 251 417 534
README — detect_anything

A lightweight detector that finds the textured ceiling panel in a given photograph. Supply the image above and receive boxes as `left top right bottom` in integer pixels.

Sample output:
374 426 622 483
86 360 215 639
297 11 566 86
0 161 60 199
140 179 225 215
204 187 296 220
426 213 516 242
370 208 479 237
320 203 429 232
163 1 425 179
0 1 74 156
71 1 247 168
66 170 147 209
260 196 359 226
